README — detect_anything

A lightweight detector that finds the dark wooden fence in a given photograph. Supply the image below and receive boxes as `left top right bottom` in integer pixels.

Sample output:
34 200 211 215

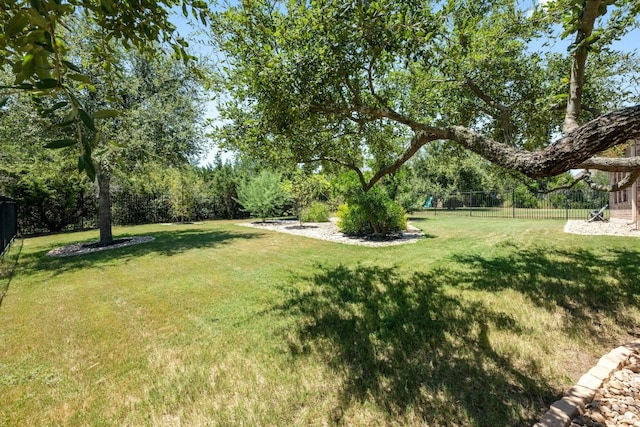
1 196 18 258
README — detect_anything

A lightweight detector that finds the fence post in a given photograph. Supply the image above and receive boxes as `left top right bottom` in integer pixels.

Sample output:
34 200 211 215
1 196 18 258
512 189 515 218
469 192 472 217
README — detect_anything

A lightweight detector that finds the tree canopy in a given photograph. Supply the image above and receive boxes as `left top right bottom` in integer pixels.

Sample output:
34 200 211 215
0 0 210 178
211 0 640 192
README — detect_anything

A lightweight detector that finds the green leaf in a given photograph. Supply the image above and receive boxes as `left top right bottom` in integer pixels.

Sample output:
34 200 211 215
83 153 96 180
6 13 30 38
82 136 92 157
45 139 77 149
34 78 58 89
92 109 120 119
27 8 48 28
30 0 42 12
49 118 75 129
67 91 81 108
61 60 82 73
67 73 91 83
100 0 114 14
108 140 127 148
78 109 96 132
40 101 68 117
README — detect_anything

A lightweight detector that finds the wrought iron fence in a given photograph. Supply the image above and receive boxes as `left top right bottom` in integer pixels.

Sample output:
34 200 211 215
1 196 18 258
422 189 610 220
15 187 611 236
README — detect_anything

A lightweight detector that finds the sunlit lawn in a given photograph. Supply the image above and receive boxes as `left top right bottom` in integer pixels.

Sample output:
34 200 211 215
1 217 639 426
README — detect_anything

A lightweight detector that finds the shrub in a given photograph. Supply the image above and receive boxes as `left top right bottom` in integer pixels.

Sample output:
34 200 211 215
236 170 289 222
300 201 330 223
6 167 96 233
337 187 407 236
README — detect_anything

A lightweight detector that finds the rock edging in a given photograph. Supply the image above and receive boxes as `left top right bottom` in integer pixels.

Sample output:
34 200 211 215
534 340 640 427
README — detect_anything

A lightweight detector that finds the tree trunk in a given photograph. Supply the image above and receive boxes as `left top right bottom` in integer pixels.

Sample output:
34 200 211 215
563 0 601 134
97 165 113 246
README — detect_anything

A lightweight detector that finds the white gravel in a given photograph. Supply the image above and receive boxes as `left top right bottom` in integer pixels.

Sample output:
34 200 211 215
564 219 640 237
237 217 424 247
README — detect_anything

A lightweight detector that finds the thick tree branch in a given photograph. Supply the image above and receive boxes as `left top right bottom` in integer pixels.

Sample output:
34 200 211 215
465 78 515 145
584 170 640 192
447 104 640 178
309 102 640 184
577 156 640 172
363 132 434 191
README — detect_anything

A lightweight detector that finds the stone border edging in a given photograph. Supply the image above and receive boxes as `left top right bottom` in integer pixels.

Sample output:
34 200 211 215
534 340 640 427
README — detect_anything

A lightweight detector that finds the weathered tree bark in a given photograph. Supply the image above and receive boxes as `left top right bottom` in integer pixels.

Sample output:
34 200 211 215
96 164 114 246
446 104 640 179
311 103 640 191
563 0 602 133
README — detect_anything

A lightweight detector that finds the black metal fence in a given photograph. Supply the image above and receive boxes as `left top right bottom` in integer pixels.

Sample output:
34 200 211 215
422 188 609 220
1 196 18 258
15 187 610 236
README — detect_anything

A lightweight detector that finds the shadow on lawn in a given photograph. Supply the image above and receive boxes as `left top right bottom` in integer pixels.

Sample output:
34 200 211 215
19 228 263 276
278 264 556 426
278 245 640 425
452 244 640 342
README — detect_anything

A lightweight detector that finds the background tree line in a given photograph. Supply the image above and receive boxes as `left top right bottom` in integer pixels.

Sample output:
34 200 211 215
1 0 637 239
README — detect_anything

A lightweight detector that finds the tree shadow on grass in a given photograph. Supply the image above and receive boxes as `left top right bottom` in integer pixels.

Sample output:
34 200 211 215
451 244 640 342
276 264 556 426
18 228 264 277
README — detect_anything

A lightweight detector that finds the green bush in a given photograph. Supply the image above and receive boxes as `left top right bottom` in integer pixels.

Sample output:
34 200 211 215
236 170 289 221
6 166 96 233
337 187 407 236
300 201 330 223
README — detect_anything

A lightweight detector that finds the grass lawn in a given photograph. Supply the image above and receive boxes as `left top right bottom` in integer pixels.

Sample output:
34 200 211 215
1 217 639 426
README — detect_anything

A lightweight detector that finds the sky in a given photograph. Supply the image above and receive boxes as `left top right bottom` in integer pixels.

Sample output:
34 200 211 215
172 2 639 166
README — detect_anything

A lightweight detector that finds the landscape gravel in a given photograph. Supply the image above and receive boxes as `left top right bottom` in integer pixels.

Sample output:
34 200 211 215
571 354 640 427
564 220 640 238
237 217 424 247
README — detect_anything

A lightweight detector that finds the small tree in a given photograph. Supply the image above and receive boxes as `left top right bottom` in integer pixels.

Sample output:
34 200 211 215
167 168 200 223
236 170 289 222
285 170 331 225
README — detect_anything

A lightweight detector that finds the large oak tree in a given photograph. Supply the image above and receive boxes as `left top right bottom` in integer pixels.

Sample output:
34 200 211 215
211 0 640 192
1 0 209 244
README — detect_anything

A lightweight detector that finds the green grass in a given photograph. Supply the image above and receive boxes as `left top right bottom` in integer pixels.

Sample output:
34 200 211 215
1 217 639 426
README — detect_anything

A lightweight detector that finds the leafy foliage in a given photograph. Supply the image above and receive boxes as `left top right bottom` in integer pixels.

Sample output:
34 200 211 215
0 0 210 177
300 202 331 223
236 170 289 222
284 170 331 223
212 0 640 191
5 164 96 233
337 185 407 237
166 168 203 223
199 156 247 220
